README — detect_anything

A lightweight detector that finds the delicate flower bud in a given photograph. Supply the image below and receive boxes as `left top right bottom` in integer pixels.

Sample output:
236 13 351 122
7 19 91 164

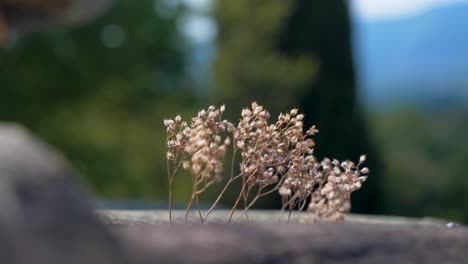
241 109 252 117
307 125 319 135
164 119 174 126
279 187 291 196
196 139 207 147
360 167 369 174
175 115 181 122
166 152 174 159
359 155 366 163
254 106 262 114
182 161 191 170
236 141 245 149
208 111 215 119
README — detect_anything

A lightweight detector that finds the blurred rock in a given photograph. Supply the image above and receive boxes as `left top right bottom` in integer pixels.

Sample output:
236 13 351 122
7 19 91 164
0 123 128 264
0 0 114 43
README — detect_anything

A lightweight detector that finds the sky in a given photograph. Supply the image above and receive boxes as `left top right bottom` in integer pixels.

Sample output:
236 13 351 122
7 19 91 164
178 0 215 44
351 0 468 20
182 0 468 20
180 0 468 43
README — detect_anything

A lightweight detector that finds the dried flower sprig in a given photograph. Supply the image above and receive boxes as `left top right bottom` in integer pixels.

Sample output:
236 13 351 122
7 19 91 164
164 102 368 224
165 105 233 223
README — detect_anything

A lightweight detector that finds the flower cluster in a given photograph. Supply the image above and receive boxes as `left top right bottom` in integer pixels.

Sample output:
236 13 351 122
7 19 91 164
306 157 369 222
165 105 233 186
164 102 368 223
235 102 278 187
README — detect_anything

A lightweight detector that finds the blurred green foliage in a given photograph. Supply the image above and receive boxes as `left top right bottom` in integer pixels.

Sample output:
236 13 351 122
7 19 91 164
370 109 468 222
212 0 316 116
0 0 201 200
213 0 383 213
0 0 465 223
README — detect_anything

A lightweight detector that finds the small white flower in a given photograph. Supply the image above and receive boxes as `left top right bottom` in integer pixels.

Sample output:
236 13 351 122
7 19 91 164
236 141 245 149
163 119 174 126
241 108 252 117
359 155 367 163
166 152 174 159
182 161 191 170
279 187 291 196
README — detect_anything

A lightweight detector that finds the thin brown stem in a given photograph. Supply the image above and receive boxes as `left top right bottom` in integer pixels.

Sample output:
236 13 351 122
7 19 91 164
195 186 203 224
166 158 172 224
279 193 300 221
202 174 241 221
196 180 216 195
232 187 263 223
227 171 256 223
184 194 194 224
278 195 288 222
184 174 197 224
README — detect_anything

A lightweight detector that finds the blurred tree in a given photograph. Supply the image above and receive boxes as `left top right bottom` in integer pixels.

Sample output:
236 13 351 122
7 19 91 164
213 0 383 213
212 0 316 116
370 109 468 223
212 0 315 208
0 0 199 200
277 0 384 213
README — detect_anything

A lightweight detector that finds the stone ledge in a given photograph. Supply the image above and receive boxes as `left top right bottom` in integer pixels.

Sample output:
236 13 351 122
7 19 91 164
109 215 468 264
98 209 458 227
100 210 468 263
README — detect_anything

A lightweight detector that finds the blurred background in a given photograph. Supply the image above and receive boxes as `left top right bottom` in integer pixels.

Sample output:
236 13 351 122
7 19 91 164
0 0 467 222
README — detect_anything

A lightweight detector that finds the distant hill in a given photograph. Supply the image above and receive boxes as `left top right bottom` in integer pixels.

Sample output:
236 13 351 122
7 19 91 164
352 2 468 110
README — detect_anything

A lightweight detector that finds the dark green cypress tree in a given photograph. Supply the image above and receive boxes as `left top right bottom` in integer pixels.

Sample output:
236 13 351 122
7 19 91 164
278 0 383 213
214 0 384 213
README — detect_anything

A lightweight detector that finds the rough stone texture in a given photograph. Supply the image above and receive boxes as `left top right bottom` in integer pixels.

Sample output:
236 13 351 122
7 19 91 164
102 210 468 263
0 123 128 264
115 221 468 264
99 209 456 226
